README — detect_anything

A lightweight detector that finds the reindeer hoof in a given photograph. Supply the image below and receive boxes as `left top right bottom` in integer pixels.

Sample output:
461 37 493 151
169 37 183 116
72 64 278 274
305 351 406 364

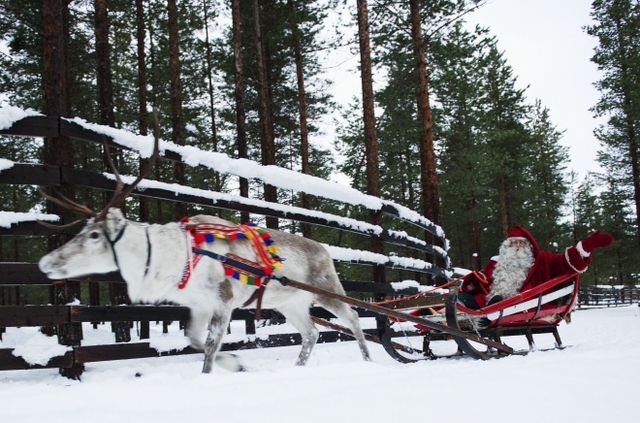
215 353 245 372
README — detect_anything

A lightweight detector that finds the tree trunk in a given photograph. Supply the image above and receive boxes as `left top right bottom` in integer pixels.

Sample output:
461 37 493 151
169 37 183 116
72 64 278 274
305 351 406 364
43 0 83 380
96 0 131 342
168 0 187 219
95 0 114 127
135 0 149 338
203 0 222 194
232 0 250 224
409 0 441 228
470 189 481 267
287 0 311 238
499 172 509 237
409 0 444 282
252 0 278 229
356 0 385 300
136 0 150 223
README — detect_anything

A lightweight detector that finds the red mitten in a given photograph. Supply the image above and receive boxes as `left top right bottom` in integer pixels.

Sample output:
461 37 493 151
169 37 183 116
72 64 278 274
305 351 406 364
581 230 613 253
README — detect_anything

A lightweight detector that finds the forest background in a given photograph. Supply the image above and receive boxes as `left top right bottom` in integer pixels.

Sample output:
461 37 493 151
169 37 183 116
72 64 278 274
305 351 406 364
0 0 638 290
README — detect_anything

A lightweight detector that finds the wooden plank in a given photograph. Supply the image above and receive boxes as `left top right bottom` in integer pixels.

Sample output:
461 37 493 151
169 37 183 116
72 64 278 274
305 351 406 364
70 305 191 323
0 348 73 371
61 166 117 192
0 163 61 185
0 116 59 138
73 343 200 363
0 220 72 236
0 263 53 286
0 305 69 326
341 280 426 295
380 294 448 311
59 119 184 163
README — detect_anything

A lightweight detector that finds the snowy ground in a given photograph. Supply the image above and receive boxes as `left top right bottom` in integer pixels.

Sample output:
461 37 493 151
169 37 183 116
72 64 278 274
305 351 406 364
1 305 639 423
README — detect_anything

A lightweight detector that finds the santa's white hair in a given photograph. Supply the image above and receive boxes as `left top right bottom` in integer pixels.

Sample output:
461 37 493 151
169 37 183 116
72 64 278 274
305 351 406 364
487 239 535 302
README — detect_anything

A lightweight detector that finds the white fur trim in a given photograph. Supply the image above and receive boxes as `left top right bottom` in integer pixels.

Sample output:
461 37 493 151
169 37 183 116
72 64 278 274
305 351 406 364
576 241 590 258
565 247 587 274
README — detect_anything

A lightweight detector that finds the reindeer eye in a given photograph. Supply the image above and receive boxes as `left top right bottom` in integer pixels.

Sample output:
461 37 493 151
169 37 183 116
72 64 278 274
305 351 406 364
89 231 101 239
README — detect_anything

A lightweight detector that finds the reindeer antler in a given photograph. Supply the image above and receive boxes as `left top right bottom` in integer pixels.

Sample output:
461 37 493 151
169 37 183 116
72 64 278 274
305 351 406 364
38 187 97 218
96 109 161 220
37 218 88 231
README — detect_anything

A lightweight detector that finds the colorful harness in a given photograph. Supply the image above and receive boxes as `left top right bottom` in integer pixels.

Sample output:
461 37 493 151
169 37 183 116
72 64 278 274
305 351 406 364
179 218 283 291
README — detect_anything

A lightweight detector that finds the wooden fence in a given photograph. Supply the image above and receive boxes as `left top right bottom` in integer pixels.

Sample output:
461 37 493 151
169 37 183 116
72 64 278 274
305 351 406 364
0 115 450 377
578 286 640 308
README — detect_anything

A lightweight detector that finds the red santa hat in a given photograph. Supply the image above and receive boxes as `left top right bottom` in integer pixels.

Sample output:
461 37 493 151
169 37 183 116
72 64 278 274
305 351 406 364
507 226 528 240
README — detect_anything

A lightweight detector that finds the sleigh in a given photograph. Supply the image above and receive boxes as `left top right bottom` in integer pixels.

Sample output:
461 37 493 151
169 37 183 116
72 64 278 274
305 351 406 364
376 272 580 362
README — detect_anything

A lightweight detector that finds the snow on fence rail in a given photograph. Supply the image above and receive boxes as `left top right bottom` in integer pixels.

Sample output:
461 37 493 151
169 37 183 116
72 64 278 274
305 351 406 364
0 109 451 376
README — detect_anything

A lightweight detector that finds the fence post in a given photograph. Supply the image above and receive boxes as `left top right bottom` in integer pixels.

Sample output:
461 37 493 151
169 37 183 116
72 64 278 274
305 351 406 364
54 280 84 379
110 282 131 343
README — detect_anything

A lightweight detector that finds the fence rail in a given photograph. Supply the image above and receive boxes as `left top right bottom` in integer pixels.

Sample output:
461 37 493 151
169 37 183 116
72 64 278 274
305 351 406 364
578 286 640 308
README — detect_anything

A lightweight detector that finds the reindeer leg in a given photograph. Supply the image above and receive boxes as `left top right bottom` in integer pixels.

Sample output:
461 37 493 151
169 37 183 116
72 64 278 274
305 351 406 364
186 308 212 352
202 310 232 374
278 303 319 366
316 297 372 362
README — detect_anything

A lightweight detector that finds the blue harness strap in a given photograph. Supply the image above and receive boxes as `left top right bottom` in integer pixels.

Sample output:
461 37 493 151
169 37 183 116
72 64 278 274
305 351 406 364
191 247 269 278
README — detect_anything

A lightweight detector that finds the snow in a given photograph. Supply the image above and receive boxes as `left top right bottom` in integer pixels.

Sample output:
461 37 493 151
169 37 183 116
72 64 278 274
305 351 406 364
0 158 14 172
1 306 639 422
0 211 59 228
4 328 71 367
0 105 43 130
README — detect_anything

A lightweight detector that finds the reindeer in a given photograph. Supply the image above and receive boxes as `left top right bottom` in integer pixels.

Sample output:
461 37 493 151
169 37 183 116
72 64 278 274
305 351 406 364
37 126 371 373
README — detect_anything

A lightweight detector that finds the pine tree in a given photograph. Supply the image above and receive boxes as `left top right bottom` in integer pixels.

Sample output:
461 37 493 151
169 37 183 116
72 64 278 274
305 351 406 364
523 100 569 251
587 0 640 249
431 23 491 268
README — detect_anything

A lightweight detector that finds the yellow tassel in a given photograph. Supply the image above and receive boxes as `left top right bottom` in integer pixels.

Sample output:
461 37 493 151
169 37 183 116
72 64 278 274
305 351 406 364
268 245 278 253
239 274 248 284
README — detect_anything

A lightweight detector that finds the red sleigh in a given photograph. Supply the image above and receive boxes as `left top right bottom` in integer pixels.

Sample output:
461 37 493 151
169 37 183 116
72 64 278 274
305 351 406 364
380 272 579 361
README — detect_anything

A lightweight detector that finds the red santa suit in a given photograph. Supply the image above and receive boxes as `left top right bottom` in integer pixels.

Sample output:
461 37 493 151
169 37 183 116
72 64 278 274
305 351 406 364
460 226 601 309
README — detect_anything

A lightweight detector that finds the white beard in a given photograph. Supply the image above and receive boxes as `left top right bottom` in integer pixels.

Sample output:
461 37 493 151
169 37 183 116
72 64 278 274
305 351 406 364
488 241 534 301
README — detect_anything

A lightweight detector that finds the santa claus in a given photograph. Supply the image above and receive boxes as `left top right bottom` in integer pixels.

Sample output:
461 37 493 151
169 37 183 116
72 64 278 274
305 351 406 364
459 226 613 310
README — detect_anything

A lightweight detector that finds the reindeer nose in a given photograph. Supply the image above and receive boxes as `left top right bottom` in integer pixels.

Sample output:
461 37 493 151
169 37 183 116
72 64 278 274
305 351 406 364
38 253 53 274
38 256 48 272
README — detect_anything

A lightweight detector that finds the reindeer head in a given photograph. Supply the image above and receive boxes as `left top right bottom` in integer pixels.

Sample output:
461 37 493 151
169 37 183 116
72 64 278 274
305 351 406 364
38 111 160 279
39 208 128 279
